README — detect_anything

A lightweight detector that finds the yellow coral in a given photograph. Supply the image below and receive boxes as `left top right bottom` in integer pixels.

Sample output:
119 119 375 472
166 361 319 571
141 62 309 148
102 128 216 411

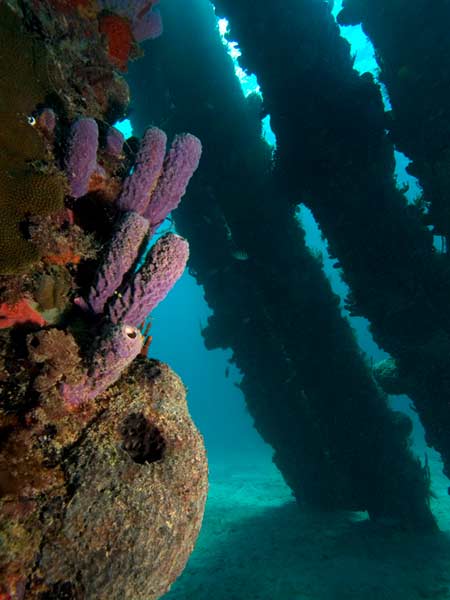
0 171 65 274
0 5 66 274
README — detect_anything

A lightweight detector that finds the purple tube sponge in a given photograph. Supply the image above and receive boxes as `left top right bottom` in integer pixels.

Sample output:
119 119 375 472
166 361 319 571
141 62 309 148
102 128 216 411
86 211 150 314
65 118 99 198
144 134 202 233
132 5 163 42
105 126 125 156
117 127 167 215
98 0 163 42
87 324 143 398
60 324 143 407
107 233 189 327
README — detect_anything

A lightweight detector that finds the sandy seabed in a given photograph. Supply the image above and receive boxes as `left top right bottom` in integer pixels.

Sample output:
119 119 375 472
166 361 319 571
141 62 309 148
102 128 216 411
164 451 450 600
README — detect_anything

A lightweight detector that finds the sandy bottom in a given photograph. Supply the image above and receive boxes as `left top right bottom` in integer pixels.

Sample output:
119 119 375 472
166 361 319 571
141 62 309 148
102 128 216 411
164 452 450 600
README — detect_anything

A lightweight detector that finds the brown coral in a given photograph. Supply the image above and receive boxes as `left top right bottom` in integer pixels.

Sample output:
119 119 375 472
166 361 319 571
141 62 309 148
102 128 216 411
33 267 73 316
48 0 99 19
0 359 208 599
0 331 35 419
0 5 68 275
29 210 98 270
0 170 65 274
27 328 83 393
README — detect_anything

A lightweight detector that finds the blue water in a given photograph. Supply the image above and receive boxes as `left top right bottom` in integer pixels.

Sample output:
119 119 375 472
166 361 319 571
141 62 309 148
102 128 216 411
127 1 450 598
146 0 431 478
149 268 273 467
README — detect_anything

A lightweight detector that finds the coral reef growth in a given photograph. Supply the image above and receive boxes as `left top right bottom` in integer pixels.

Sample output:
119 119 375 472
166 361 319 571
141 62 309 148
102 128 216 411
0 171 66 274
0 1 206 597
27 328 83 393
64 232 190 406
29 210 98 268
64 120 200 402
1 360 208 599
0 3 67 274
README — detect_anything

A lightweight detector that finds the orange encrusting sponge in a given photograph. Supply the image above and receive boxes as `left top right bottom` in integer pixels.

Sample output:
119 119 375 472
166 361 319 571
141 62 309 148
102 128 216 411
0 299 47 329
98 13 134 71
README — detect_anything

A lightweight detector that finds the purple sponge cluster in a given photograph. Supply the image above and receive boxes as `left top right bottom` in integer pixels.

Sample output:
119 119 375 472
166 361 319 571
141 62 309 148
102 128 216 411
117 127 167 215
107 233 189 327
86 211 150 315
65 118 127 198
144 133 203 233
60 122 201 407
60 324 143 407
117 128 202 235
65 118 99 198
83 126 201 319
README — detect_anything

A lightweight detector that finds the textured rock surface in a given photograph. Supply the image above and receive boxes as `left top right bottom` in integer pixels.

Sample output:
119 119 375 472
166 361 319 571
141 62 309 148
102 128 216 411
1 359 208 599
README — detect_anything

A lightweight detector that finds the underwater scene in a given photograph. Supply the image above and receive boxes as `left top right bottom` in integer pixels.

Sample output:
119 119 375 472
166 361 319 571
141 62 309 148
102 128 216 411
2 0 450 598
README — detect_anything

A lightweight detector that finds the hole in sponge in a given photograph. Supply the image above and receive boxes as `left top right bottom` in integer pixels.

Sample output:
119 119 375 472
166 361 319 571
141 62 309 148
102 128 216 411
29 335 40 348
120 412 165 464
124 325 137 339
